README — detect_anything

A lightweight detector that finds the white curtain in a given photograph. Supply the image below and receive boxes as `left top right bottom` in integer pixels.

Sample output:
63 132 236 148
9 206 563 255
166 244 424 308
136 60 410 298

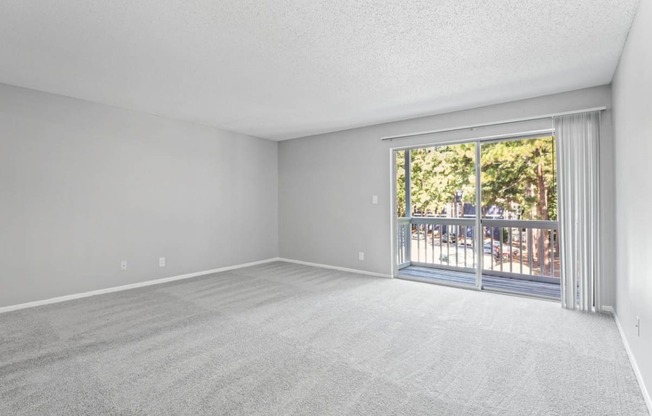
555 112 601 312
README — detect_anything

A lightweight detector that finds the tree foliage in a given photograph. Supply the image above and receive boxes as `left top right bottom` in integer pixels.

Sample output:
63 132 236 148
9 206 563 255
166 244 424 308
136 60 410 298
481 137 557 220
396 136 557 221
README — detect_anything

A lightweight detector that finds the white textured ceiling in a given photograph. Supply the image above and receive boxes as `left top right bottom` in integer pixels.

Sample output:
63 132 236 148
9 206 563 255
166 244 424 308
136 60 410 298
0 1 640 140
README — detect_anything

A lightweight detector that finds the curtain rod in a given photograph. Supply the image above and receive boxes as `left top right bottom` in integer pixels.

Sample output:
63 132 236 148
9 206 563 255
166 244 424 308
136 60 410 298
388 128 555 151
380 106 607 142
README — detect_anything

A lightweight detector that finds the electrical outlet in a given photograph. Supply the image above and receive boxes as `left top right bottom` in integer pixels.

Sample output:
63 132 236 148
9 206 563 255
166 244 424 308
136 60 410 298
372 195 378 204
358 251 365 261
121 260 128 270
159 257 166 267
636 316 640 336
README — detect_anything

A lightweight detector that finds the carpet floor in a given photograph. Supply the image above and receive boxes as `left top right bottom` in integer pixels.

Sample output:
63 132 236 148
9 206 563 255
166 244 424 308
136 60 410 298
0 261 648 415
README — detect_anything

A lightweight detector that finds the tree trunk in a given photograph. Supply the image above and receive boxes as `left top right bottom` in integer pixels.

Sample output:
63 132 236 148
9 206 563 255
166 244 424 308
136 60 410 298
532 163 552 275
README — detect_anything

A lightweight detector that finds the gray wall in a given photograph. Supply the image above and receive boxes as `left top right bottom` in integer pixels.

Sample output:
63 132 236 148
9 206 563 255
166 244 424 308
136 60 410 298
613 0 652 404
279 85 616 307
0 83 278 308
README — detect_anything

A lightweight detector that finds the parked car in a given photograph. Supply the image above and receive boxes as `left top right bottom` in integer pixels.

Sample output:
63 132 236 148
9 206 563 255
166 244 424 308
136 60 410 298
483 241 520 261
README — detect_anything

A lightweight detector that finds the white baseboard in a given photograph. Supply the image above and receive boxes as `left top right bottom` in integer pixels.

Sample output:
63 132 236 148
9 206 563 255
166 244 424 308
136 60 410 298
277 257 391 278
0 257 280 315
611 310 652 414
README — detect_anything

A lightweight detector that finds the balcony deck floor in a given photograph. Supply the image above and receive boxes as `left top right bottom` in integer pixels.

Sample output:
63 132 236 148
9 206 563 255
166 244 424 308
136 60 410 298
399 266 561 301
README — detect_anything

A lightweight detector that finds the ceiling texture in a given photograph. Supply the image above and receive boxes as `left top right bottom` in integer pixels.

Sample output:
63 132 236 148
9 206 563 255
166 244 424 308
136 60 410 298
0 0 640 140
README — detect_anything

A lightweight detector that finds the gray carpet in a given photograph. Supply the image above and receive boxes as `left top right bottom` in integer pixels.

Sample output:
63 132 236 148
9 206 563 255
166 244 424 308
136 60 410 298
0 261 648 415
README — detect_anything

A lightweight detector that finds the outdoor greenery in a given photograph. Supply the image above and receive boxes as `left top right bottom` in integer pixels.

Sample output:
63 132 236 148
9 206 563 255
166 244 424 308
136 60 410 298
396 136 557 221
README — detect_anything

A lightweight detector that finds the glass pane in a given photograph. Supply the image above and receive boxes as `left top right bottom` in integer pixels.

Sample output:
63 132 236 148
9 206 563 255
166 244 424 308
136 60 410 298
480 136 560 292
396 143 478 287
481 136 557 221
409 144 477 218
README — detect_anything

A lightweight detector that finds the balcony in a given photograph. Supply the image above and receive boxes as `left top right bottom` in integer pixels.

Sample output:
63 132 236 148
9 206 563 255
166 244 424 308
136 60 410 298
396 216 560 299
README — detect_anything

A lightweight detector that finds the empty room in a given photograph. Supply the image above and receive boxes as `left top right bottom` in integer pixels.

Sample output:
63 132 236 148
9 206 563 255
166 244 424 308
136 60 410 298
1 1 651 415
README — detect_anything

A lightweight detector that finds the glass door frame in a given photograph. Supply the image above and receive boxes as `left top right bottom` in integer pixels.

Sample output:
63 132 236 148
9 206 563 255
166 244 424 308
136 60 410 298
390 129 557 292
474 141 482 289
390 140 483 289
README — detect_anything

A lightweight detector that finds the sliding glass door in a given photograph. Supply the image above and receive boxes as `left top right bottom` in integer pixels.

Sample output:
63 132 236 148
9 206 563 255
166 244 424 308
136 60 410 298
395 142 480 288
479 136 559 297
394 135 560 299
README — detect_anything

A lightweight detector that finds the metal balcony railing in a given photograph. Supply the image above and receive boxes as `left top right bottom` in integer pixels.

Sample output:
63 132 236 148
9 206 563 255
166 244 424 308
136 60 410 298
397 217 560 284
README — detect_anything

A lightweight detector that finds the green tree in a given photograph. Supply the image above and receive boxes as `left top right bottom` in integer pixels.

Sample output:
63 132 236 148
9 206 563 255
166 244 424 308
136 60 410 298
481 137 557 274
481 137 556 221
396 137 556 220
396 144 476 217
